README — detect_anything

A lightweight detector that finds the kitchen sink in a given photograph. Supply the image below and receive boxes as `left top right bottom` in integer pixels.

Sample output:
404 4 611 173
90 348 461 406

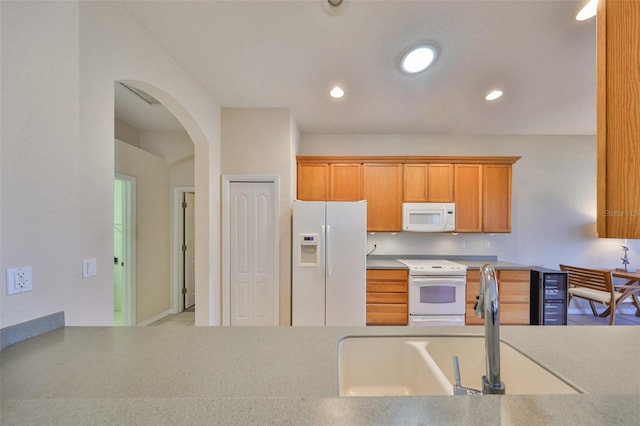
338 336 452 396
338 336 580 396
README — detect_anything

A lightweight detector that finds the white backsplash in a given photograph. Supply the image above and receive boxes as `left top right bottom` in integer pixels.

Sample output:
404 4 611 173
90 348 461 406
367 232 639 272
367 232 502 257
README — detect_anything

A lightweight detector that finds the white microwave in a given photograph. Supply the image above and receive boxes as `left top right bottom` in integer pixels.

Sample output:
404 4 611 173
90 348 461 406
402 203 455 232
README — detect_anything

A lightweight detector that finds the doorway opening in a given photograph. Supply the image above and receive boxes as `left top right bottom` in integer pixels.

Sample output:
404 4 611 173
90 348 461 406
174 188 196 313
115 79 209 325
114 174 136 326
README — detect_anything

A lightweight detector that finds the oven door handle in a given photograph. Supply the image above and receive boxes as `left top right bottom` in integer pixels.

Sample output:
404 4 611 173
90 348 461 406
409 276 466 285
410 316 465 325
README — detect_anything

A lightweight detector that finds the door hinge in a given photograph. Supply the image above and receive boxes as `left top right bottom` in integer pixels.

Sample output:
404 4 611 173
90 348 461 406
182 244 188 252
182 201 188 209
182 288 188 295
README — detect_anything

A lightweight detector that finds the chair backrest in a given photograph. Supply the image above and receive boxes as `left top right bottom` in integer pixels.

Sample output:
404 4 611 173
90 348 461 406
559 264 614 293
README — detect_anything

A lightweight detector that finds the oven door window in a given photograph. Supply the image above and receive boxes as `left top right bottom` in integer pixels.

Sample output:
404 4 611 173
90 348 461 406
420 285 456 304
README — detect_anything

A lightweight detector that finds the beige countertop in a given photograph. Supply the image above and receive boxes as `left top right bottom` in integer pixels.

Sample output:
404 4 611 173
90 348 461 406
1 325 639 425
367 256 531 270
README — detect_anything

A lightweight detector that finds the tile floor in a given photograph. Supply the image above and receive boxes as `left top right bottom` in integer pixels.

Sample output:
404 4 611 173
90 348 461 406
567 311 640 326
150 308 195 326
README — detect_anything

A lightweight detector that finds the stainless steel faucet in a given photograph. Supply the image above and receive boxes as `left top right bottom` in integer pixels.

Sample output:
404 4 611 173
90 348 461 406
452 263 506 395
475 263 506 394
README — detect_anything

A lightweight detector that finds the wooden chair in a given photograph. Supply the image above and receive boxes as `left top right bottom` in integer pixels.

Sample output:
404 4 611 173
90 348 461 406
559 264 623 325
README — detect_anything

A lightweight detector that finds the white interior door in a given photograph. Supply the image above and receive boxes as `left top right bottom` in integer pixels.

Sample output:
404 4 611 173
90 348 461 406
114 174 136 326
183 192 196 310
229 181 278 326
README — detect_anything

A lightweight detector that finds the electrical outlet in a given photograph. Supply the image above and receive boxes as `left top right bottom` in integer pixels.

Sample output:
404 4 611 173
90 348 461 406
6 266 33 295
459 240 466 249
485 240 491 248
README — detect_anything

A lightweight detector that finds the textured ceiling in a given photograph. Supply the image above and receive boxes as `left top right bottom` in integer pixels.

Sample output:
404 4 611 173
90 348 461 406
115 0 596 135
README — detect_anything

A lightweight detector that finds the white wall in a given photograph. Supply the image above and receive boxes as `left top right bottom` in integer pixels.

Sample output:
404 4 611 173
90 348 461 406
221 108 296 325
300 134 639 271
139 130 194 167
115 140 170 324
115 118 141 147
1 1 221 327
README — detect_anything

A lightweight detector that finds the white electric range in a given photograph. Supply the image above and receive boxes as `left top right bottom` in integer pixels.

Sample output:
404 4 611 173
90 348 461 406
396 259 468 326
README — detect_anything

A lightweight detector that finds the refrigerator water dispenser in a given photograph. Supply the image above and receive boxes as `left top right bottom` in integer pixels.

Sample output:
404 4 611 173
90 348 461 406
298 233 319 266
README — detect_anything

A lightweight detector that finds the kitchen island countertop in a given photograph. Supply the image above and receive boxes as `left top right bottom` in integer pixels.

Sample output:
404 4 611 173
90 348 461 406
1 325 639 425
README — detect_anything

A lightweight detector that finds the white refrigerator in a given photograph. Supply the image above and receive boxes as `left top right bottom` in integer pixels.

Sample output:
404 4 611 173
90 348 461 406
292 200 367 326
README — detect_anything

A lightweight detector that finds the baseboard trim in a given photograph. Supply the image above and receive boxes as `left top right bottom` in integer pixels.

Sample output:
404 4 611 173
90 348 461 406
0 312 65 351
137 310 173 326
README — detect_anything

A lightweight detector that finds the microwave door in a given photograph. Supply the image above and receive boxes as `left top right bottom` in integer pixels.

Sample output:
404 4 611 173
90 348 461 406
402 203 455 232
409 209 439 230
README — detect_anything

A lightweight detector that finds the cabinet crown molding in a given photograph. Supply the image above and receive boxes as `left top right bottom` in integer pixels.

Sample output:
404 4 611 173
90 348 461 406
297 155 521 165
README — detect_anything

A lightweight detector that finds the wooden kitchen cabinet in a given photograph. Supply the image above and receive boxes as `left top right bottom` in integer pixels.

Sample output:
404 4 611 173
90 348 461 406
483 164 512 233
297 163 329 200
366 269 408 325
404 163 454 202
454 164 512 233
297 156 518 233
329 163 362 201
363 164 403 232
454 164 483 232
596 0 640 239
403 164 427 202
465 269 530 325
297 162 362 201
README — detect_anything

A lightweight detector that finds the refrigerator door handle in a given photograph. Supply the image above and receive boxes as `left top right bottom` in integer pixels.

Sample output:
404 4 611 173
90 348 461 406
325 224 331 277
321 225 326 276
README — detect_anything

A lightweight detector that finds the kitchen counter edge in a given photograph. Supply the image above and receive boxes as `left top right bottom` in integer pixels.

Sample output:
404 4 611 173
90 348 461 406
367 256 531 270
1 325 638 425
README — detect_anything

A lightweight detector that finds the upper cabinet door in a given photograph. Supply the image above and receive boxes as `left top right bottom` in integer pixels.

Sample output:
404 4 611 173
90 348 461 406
427 164 454 202
454 164 483 233
483 164 512 233
597 0 640 239
364 164 403 232
297 163 329 201
404 163 454 202
297 156 517 233
403 164 428 202
329 163 363 201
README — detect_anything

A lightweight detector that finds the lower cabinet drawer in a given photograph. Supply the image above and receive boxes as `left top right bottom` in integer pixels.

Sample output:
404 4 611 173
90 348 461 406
500 307 530 325
367 292 407 304
366 304 408 325
366 268 409 326
465 269 530 325
465 303 530 325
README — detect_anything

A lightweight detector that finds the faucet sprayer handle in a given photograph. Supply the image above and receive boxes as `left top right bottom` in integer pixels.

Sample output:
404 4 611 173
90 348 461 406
453 356 461 387
475 292 485 319
452 355 482 396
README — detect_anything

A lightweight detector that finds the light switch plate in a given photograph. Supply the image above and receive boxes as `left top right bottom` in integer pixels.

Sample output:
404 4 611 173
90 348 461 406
6 266 33 295
83 258 97 278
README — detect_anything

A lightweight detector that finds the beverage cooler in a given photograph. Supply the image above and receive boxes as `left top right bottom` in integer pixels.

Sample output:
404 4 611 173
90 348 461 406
530 267 568 325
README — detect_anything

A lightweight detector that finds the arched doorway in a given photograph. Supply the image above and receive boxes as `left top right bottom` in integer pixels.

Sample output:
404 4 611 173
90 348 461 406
114 81 197 325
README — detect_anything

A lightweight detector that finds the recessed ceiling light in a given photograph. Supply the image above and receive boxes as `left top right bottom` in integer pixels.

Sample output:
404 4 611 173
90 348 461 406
485 90 503 101
576 0 598 21
400 44 437 74
329 86 345 99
